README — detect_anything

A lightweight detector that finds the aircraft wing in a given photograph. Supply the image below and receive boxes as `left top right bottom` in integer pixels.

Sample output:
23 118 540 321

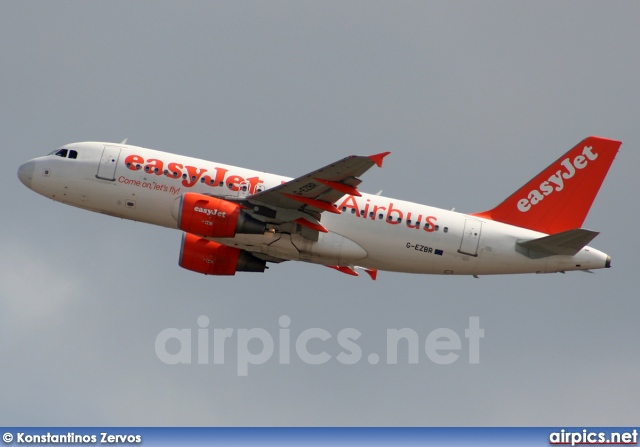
246 152 390 231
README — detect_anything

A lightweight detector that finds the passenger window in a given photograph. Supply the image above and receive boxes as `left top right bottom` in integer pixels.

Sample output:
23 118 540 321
68 150 78 159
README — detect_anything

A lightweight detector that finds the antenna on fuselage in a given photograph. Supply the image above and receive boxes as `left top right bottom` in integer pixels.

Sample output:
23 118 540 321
120 138 128 145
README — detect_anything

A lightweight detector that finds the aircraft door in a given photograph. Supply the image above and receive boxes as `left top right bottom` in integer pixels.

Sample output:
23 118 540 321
458 219 482 257
96 145 122 181
237 181 251 198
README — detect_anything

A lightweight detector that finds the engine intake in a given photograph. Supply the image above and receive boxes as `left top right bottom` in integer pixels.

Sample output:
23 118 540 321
179 233 266 275
174 193 265 238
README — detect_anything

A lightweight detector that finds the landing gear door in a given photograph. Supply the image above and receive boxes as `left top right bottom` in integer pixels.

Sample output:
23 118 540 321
96 145 122 181
458 219 482 257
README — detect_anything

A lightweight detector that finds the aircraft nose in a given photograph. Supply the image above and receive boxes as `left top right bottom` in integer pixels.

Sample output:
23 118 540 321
18 160 35 189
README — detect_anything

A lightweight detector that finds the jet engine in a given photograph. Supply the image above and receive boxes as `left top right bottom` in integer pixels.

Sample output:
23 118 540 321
179 232 266 275
173 193 265 238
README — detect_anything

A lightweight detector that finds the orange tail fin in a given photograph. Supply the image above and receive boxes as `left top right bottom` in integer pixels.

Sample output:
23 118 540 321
472 136 621 234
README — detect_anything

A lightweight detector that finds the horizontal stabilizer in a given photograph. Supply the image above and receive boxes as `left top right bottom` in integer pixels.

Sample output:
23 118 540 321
516 228 599 258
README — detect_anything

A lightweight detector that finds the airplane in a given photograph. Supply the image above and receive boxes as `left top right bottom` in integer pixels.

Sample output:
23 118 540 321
17 136 620 278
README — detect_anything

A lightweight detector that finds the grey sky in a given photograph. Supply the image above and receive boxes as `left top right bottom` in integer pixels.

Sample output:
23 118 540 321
1 1 639 425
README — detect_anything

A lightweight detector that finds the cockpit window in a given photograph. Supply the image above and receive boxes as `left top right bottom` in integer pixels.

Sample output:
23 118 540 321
48 148 78 159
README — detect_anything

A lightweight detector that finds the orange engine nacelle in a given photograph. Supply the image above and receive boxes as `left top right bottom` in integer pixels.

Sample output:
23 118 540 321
179 233 266 275
176 193 265 238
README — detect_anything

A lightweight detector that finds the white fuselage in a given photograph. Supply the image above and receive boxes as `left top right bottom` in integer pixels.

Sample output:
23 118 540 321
18 142 610 275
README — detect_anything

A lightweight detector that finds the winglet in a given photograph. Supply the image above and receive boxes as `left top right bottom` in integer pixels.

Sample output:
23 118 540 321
368 151 391 168
364 268 378 280
327 265 359 276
